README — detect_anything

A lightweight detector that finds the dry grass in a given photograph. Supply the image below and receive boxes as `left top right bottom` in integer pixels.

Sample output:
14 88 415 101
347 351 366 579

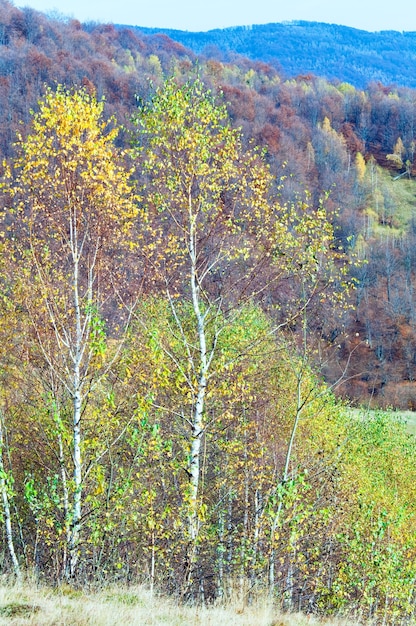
0 582 360 626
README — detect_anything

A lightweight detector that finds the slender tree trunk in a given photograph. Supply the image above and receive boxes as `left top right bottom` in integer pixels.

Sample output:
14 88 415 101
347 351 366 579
0 412 21 579
188 366 206 545
217 498 225 599
69 380 82 578
250 488 261 596
57 429 70 578
68 253 83 580
285 558 294 610
186 314 207 583
269 373 304 593
186 196 210 583
240 419 249 599
150 531 155 596
226 490 233 593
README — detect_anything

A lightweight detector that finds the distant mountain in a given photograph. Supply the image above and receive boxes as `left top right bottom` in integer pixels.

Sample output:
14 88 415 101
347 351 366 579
129 21 416 89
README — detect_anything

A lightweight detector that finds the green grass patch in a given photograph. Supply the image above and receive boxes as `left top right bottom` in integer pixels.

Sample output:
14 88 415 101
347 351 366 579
363 166 416 236
0 602 41 617
104 591 142 606
349 406 416 434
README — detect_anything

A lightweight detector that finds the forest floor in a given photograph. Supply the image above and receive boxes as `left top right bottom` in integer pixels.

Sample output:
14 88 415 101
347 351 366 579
0 582 359 625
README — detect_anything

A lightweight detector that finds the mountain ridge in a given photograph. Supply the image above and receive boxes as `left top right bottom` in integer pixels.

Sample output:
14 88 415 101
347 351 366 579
126 21 416 88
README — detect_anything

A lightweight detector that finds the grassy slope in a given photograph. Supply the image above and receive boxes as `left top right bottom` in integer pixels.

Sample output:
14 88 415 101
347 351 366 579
391 409 416 434
0 584 357 626
363 167 416 239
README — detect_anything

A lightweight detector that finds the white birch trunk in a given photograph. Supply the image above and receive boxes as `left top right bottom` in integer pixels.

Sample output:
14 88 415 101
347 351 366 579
187 196 209 556
57 429 70 578
0 413 21 578
67 238 83 580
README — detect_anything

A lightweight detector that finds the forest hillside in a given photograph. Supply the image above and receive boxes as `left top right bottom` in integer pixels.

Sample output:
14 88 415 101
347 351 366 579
132 21 416 89
0 1 416 406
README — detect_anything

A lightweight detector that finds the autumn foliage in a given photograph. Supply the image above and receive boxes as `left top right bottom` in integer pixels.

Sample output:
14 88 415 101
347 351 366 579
0 3 415 621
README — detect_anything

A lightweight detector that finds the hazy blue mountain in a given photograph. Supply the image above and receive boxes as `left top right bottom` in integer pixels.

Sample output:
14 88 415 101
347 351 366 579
127 21 416 88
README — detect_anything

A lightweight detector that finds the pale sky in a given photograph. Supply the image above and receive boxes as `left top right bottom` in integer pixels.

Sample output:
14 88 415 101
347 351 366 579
16 0 416 33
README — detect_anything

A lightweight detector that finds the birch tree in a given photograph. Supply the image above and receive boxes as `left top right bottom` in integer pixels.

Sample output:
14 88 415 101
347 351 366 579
5 86 137 580
132 77 343 591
